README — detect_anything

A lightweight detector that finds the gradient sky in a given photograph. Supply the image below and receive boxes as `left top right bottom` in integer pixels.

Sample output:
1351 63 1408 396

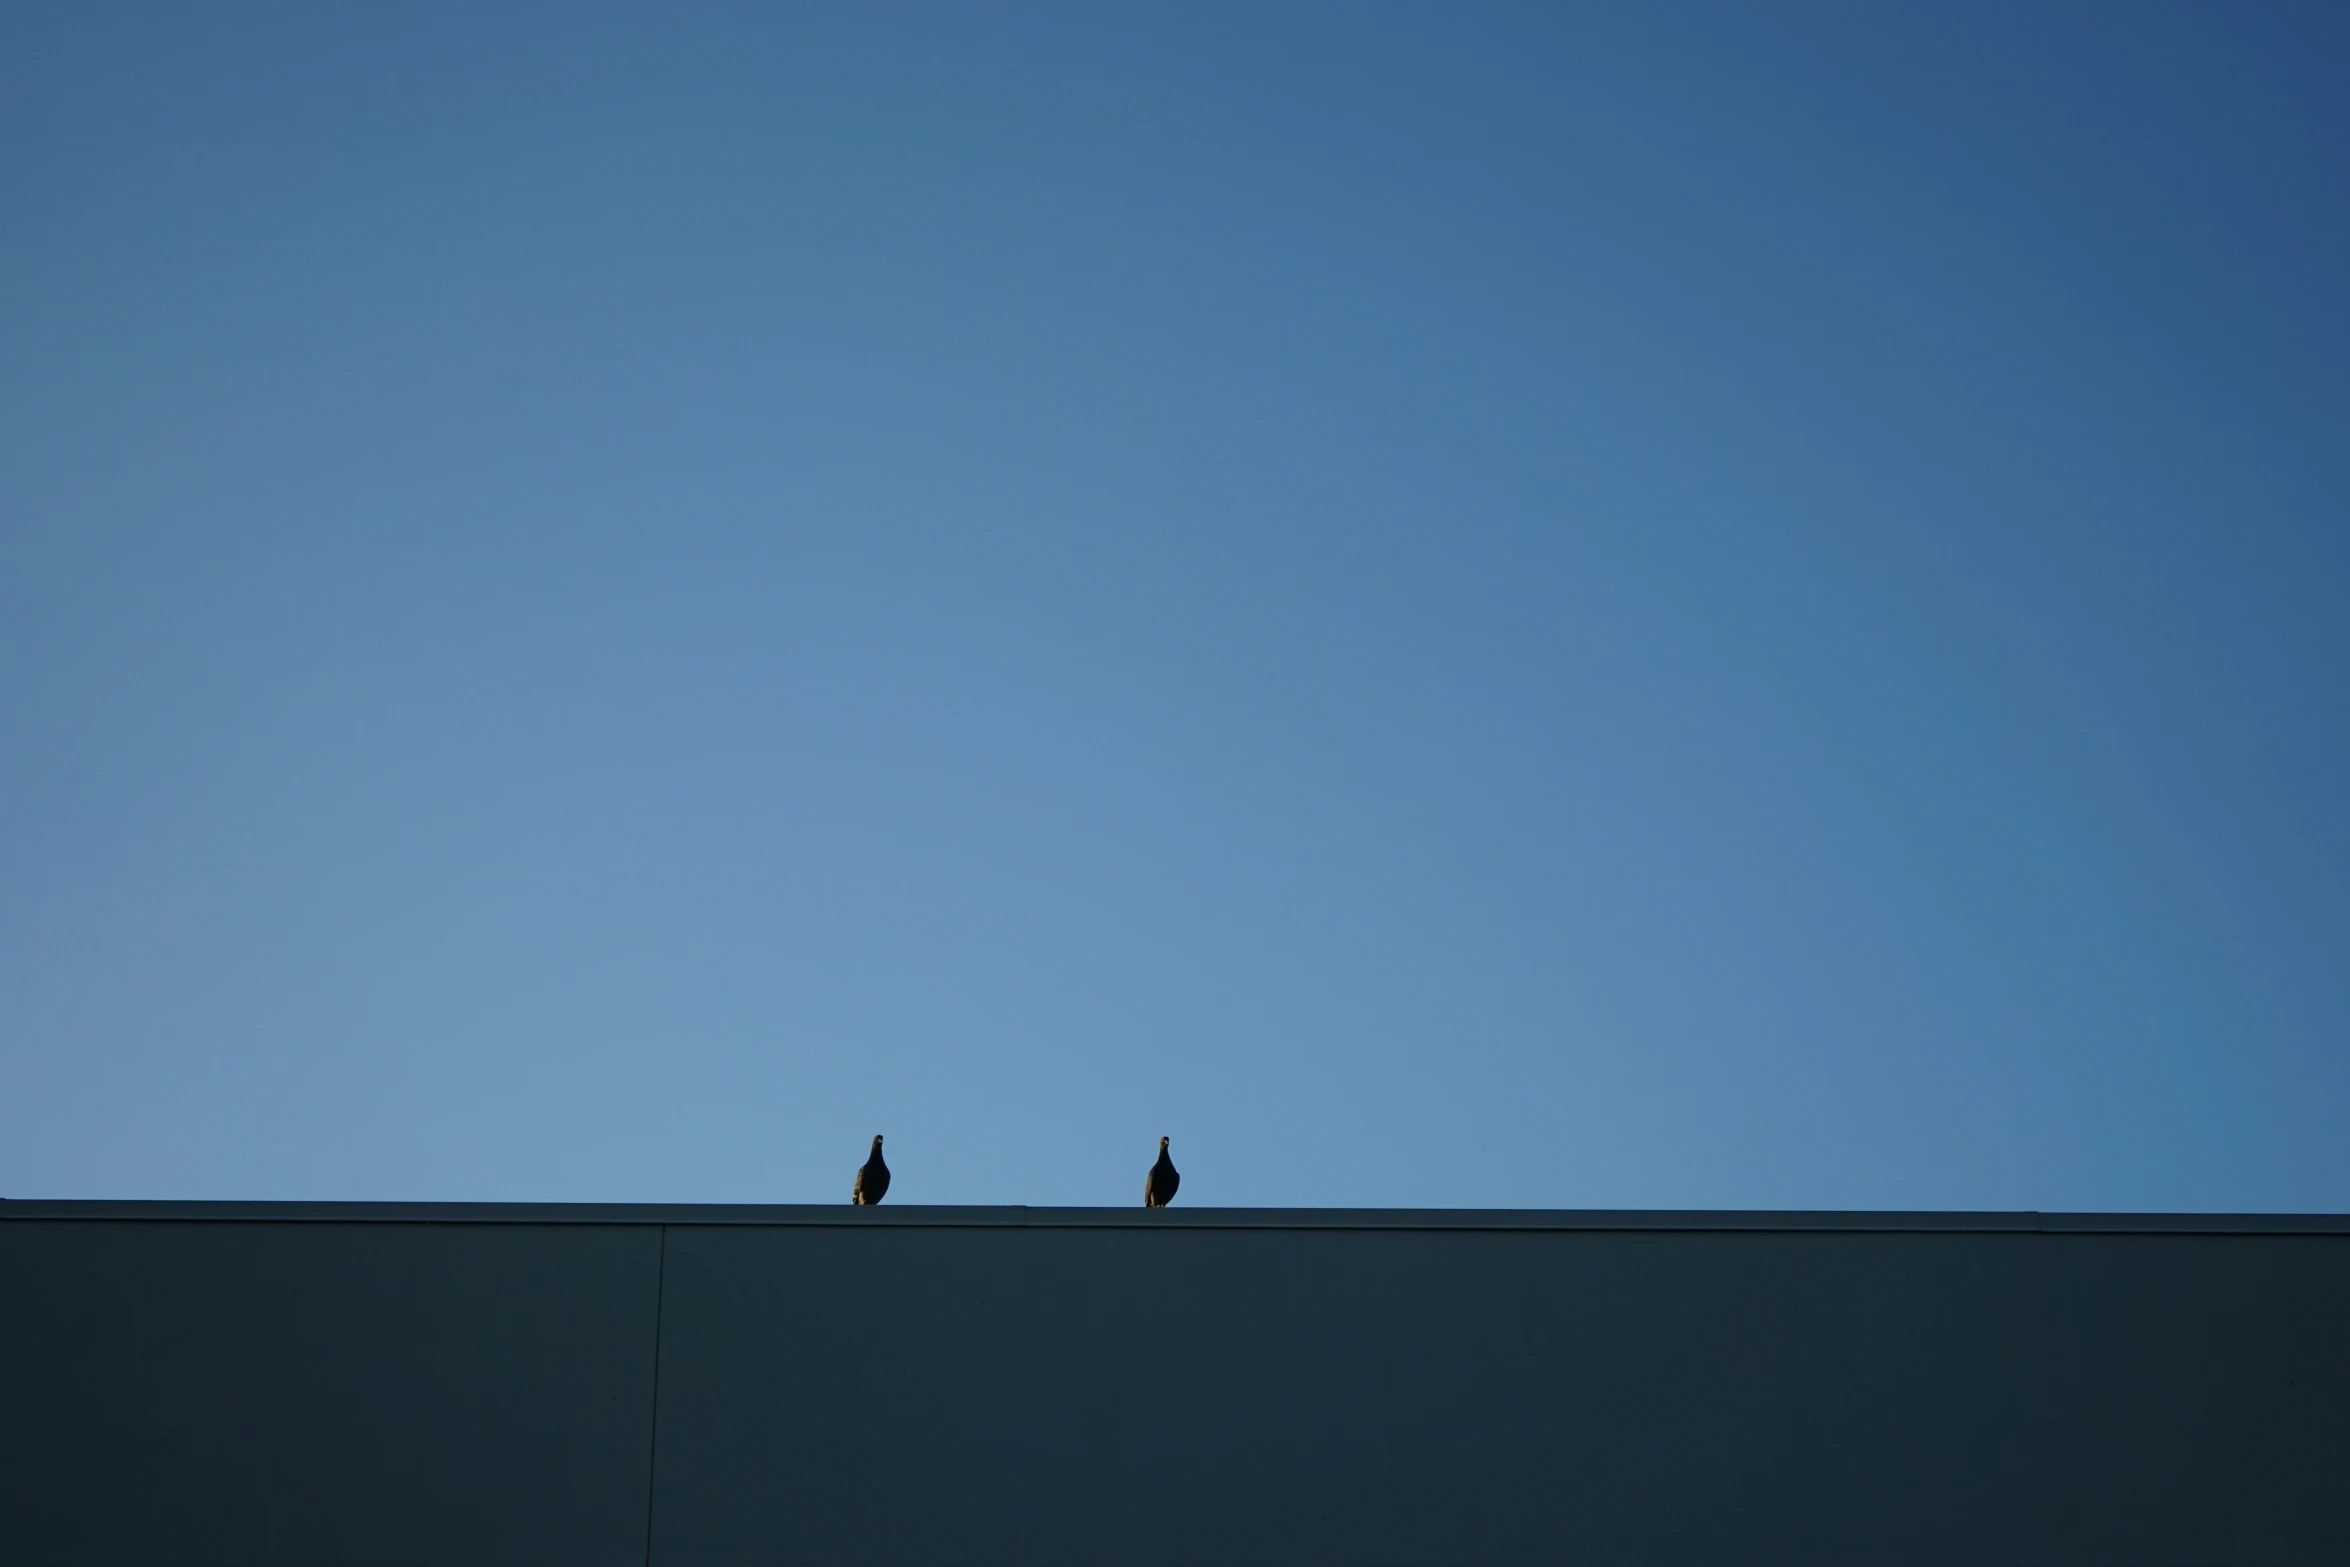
4 3 2346 1211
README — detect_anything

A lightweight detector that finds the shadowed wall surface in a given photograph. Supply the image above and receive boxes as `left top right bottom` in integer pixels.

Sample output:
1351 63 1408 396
3 1205 2345 1566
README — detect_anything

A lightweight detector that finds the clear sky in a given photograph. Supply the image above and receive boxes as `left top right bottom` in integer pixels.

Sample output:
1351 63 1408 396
4 3 2345 1212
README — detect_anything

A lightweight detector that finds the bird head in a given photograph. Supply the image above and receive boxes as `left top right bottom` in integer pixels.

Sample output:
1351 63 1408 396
1160 1137 1170 1150
873 1135 884 1148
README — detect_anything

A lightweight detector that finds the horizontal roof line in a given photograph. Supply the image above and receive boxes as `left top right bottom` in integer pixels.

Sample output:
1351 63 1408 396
4 1201 2346 1235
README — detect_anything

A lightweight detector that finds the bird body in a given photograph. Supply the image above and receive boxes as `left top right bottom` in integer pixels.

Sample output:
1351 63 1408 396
853 1135 889 1205
1145 1136 1179 1208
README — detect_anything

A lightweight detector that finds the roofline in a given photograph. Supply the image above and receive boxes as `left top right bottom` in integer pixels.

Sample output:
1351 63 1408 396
2 1201 2345 1235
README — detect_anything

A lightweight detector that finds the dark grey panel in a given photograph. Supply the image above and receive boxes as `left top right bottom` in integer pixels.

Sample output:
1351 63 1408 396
2018 1234 2350 1565
652 1221 2350 1567
1383 1229 2054 1566
0 1220 663 1567
5 1209 2345 1566
1005 1227 1393 1565
649 1223 1395 1566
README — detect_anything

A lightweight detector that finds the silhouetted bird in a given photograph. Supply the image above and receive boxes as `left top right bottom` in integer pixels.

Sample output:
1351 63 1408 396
1145 1136 1179 1208
853 1135 889 1205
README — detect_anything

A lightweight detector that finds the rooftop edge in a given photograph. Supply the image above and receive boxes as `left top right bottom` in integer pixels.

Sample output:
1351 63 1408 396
2 1201 2345 1234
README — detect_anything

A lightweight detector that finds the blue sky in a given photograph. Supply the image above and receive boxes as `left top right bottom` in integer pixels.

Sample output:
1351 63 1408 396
4 3 2345 1211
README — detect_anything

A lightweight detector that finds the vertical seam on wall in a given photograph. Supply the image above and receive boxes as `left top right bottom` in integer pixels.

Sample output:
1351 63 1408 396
643 1223 669 1567
1382 1263 1398 1566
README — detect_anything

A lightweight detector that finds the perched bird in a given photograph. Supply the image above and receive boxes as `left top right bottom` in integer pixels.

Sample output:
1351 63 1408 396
1144 1136 1180 1208
852 1135 890 1205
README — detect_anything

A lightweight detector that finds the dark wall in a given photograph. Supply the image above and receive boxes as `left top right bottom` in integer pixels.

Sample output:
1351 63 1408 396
0 1216 663 1567
4 1206 2346 1566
